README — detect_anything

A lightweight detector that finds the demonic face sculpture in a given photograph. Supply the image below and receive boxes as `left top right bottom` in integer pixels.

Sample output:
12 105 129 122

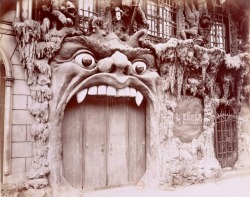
49 33 159 114
12 15 250 194
46 31 160 193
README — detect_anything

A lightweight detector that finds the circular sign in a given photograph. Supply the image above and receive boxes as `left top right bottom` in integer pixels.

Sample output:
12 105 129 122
173 96 203 143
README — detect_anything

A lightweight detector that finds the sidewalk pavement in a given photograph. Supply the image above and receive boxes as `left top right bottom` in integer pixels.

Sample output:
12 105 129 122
84 170 250 197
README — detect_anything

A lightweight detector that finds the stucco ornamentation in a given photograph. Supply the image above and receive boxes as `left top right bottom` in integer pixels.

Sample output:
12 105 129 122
13 19 81 189
12 1 249 195
180 0 200 40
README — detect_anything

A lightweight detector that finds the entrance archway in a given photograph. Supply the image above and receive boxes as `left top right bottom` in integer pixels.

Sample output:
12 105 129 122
0 58 5 184
214 105 238 168
0 44 13 179
62 96 146 190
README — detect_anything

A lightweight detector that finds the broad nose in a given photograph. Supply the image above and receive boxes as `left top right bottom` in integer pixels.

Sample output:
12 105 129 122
110 51 131 75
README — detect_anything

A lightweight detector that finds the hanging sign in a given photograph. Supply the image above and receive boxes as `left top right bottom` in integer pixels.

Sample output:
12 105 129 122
173 96 203 143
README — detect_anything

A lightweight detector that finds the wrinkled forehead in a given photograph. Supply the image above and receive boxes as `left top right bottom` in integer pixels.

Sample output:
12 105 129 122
54 35 154 62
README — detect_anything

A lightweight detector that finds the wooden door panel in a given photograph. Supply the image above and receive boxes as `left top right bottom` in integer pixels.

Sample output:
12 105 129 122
83 96 107 189
128 99 146 183
107 97 129 186
62 95 146 190
62 99 83 189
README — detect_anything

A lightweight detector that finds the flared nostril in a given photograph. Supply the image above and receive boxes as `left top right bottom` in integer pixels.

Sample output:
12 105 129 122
110 64 116 73
109 51 132 75
123 65 129 75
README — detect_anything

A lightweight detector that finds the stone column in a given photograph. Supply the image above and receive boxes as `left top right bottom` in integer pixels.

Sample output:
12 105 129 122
15 0 21 22
28 0 33 19
3 77 13 177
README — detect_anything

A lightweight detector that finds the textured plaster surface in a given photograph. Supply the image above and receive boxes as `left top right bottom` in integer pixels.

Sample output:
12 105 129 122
3 0 249 195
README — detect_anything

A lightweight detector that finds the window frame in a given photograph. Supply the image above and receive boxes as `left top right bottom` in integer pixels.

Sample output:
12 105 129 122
209 13 225 49
145 0 177 39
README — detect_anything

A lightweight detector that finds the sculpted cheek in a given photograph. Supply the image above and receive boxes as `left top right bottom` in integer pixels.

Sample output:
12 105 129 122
50 61 98 93
132 71 160 94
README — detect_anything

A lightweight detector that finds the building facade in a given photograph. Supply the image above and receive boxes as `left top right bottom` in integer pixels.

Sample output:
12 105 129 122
0 0 250 196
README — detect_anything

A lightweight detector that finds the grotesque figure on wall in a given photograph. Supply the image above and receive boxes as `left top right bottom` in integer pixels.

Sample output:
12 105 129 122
48 29 160 195
14 15 161 195
11 0 250 196
180 0 200 40
104 0 148 40
38 0 77 28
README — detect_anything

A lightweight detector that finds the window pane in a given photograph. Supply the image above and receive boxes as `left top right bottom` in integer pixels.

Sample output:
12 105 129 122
146 0 176 39
210 15 225 50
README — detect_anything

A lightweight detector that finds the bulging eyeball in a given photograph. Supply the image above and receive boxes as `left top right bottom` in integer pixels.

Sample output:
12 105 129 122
75 53 96 68
132 60 147 74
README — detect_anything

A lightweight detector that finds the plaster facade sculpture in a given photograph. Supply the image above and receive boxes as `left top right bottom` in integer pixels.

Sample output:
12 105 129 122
0 0 249 196
180 0 200 40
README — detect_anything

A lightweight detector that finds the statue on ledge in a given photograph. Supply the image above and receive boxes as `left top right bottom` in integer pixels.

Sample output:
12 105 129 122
180 0 200 40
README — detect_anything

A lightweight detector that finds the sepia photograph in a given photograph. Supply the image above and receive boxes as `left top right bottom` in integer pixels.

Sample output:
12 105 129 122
0 0 249 196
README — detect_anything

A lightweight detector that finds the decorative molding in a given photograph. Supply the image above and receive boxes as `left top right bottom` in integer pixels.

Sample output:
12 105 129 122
8 0 250 195
0 44 13 178
5 77 13 87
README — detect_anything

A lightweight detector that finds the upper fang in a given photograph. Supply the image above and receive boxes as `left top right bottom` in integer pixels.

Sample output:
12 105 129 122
77 89 88 103
135 91 143 106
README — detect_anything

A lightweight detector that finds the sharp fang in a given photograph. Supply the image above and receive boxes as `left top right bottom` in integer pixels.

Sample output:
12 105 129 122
124 87 130 96
129 87 137 97
135 91 143 106
117 88 126 96
107 86 117 96
88 86 97 95
98 85 107 95
76 89 88 103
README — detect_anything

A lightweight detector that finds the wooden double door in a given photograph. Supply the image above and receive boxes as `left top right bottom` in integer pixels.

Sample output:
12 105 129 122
62 96 146 190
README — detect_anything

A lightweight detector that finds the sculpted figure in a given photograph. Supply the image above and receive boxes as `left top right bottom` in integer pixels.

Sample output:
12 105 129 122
39 0 76 28
104 0 148 40
13 1 250 191
180 0 200 40
14 17 160 194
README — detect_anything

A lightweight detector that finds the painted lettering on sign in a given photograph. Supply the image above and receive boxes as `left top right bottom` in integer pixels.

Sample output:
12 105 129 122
175 113 202 125
173 96 203 143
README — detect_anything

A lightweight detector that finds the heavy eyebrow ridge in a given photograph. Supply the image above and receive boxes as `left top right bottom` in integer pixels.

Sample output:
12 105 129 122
64 36 153 59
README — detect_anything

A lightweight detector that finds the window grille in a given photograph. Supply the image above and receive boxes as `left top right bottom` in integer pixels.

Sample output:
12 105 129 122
80 0 98 17
214 106 238 168
209 14 225 49
146 0 177 39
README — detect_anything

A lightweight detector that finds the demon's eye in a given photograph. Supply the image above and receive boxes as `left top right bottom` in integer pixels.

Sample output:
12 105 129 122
75 53 96 68
132 60 147 74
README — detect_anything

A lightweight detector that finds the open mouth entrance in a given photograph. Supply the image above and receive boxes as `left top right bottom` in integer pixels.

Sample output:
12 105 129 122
62 95 146 190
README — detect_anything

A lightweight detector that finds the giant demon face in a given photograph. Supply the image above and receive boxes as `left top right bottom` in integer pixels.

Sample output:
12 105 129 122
50 32 159 113
47 30 160 194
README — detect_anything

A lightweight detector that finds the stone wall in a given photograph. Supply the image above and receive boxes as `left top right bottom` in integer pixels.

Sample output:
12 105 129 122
235 102 250 168
11 49 35 182
0 0 249 196
159 86 221 188
0 25 35 184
